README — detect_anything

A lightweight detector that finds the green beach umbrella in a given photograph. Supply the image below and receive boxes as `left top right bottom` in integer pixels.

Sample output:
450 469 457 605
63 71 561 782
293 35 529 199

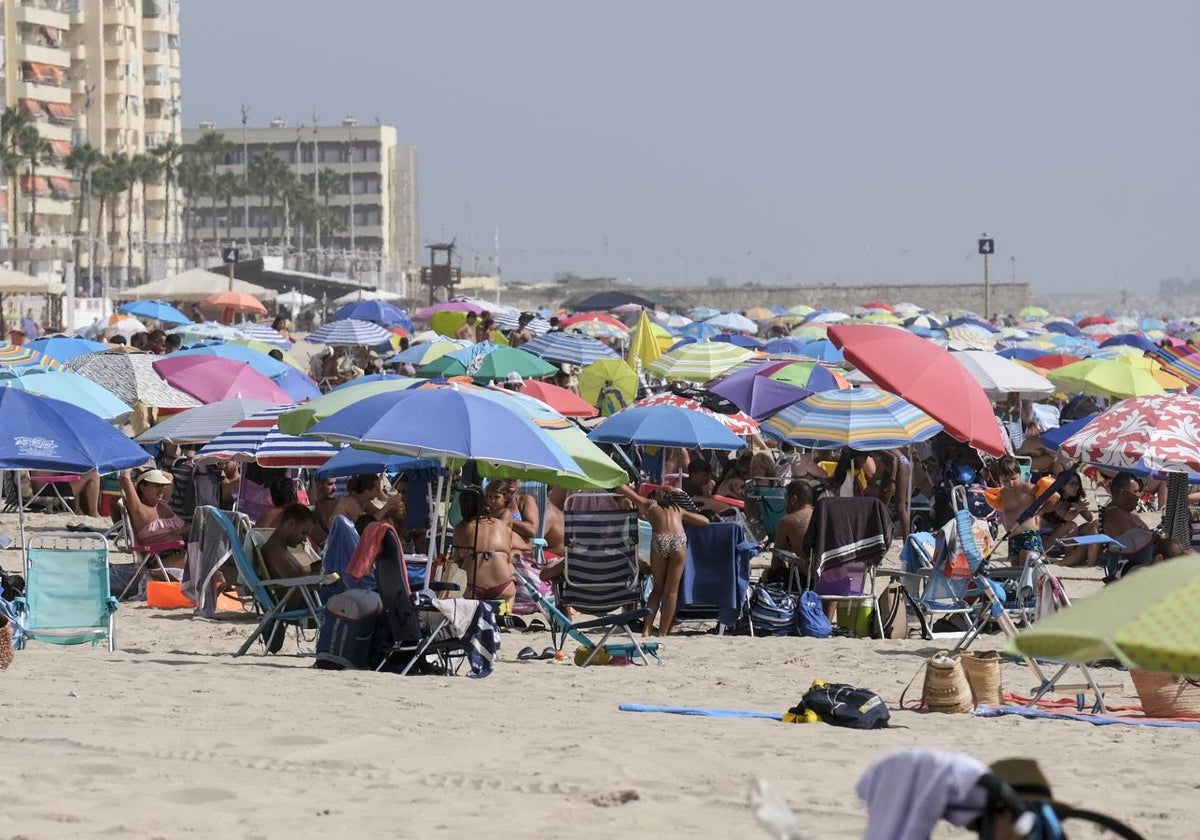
1012 554 1200 675
646 340 753 383
277 378 418 436
468 346 557 382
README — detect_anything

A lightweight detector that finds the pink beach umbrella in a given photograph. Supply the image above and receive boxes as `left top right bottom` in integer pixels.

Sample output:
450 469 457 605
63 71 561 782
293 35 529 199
415 300 487 320
152 355 292 404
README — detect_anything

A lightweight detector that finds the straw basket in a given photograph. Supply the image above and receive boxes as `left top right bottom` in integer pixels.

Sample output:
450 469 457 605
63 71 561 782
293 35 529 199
921 651 973 713
0 615 13 671
1131 670 1200 719
960 650 1004 706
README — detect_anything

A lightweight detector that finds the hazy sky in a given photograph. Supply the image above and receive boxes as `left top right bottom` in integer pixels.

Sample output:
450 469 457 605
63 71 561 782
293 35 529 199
181 2 1199 291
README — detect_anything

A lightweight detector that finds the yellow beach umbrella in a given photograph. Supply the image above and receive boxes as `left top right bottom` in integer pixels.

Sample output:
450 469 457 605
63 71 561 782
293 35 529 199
1048 359 1165 399
629 309 662 370
578 358 639 416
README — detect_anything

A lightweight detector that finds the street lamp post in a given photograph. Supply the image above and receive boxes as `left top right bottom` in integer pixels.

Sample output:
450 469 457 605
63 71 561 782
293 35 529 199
241 104 250 249
344 116 356 277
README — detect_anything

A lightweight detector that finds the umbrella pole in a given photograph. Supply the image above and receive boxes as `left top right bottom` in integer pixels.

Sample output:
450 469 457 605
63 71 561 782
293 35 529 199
16 473 26 557
425 469 445 579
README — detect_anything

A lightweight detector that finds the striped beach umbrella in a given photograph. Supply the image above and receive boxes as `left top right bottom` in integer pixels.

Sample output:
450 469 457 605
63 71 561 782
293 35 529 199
135 398 276 444
236 321 292 348
494 310 551 335
387 339 472 366
763 388 943 449
646 341 752 382
65 350 200 409
521 331 618 366
304 318 393 347
195 405 337 468
0 344 58 369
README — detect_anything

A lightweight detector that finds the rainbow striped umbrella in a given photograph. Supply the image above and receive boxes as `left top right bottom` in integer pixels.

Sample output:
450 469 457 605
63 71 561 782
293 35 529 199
0 344 58 369
763 387 942 449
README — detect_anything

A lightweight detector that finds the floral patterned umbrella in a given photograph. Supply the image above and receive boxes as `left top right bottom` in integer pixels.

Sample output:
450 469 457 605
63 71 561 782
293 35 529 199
1059 394 1200 476
632 387 760 436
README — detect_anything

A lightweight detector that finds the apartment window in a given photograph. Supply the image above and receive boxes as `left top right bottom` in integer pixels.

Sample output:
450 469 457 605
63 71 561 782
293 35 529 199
274 145 295 164
362 145 380 163
350 175 381 195
354 206 381 226
144 32 166 51
125 95 141 114
168 34 180 50
124 62 138 78
144 0 166 17
321 146 342 163
145 65 170 85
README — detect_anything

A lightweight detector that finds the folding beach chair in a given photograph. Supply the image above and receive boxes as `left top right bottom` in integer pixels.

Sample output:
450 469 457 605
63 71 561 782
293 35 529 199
14 531 116 651
115 497 186 600
746 484 787 546
205 507 336 656
366 523 472 675
518 491 659 665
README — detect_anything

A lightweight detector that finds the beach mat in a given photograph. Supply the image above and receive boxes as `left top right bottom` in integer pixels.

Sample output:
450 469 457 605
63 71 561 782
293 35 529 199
975 704 1200 728
620 703 783 721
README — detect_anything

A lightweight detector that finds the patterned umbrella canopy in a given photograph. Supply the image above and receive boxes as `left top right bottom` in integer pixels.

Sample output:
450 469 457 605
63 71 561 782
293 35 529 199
646 341 753 382
763 387 943 450
1059 394 1200 476
65 350 200 409
135 398 276 444
632 388 759 435
521 331 618 366
494 310 551 335
305 318 394 347
196 405 337 467
0 344 58 369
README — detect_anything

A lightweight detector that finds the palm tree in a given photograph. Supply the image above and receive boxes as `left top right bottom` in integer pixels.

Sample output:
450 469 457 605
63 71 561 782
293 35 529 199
150 139 182 247
17 124 52 239
0 107 33 250
176 150 208 245
191 129 231 244
131 153 162 277
90 158 126 291
248 150 289 245
65 143 103 286
214 171 243 242
317 166 344 249
102 152 131 286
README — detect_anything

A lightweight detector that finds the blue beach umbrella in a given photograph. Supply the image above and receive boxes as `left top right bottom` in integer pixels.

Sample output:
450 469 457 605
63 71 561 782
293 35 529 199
306 385 586 474
1100 333 1157 353
521 331 618 366
0 368 131 422
118 299 191 325
796 339 845 363
763 338 807 355
25 336 107 363
679 321 721 342
305 318 393 347
333 300 413 330
316 447 438 478
713 333 765 350
588 405 746 450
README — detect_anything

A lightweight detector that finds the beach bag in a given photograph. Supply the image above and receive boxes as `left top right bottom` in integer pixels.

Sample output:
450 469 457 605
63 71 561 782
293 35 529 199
316 589 384 670
796 590 832 638
787 681 889 729
749 583 797 636
903 651 973 713
871 579 910 640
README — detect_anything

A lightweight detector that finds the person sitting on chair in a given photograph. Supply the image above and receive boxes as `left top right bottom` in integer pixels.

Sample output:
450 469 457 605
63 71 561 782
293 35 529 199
452 485 518 605
483 480 532 554
261 504 319 581
308 475 339 547
768 481 814 583
119 468 187 572
1043 471 1097 567
332 474 406 530
1097 472 1153 575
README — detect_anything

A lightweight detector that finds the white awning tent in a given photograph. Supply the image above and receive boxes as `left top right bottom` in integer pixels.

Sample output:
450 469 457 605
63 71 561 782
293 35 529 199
330 288 405 306
0 268 65 295
111 268 276 302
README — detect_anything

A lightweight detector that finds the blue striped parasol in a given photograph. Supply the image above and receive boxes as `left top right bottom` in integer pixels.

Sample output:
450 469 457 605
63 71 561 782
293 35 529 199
304 318 393 347
195 405 337 467
521 331 618 366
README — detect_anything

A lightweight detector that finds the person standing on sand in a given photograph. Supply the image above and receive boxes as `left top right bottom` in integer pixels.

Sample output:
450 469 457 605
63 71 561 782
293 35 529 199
617 484 709 637
997 454 1052 566
456 312 478 341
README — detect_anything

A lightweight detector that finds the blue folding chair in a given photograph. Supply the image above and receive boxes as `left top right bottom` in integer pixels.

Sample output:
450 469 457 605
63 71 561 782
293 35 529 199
14 531 116 651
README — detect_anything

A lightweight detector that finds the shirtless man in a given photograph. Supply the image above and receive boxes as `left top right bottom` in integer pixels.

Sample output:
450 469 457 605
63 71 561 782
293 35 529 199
997 455 1051 566
456 312 478 341
509 313 534 347
1098 472 1152 570
452 485 519 605
769 481 814 582
261 504 319 580
508 481 566 557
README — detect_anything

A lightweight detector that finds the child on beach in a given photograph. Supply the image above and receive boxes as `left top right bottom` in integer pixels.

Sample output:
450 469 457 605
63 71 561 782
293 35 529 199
617 484 709 637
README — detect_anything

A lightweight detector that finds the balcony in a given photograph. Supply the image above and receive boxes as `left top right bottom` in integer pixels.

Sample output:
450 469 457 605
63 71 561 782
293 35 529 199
70 42 87 60
13 1 70 28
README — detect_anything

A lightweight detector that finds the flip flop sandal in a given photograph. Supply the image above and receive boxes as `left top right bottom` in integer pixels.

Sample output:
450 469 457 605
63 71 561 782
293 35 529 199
537 646 556 660
517 646 540 661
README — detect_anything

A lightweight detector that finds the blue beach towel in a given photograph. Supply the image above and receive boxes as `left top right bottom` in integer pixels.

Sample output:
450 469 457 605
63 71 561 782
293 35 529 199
620 703 783 720
975 704 1200 729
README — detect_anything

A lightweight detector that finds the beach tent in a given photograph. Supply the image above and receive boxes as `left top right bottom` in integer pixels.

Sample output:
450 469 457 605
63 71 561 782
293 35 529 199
112 268 276 302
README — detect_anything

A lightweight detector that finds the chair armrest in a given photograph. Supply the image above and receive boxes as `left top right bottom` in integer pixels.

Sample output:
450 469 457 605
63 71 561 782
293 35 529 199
12 597 27 615
574 608 649 632
427 582 459 593
106 597 119 613
531 538 548 548
133 539 186 553
261 573 340 588
772 548 805 567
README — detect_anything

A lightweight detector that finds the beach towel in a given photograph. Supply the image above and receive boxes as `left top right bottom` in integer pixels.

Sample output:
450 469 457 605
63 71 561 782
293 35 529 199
405 469 432 530
619 703 783 720
427 597 499 678
974 704 1200 728
900 532 937 573
856 749 989 840
804 497 892 574
681 521 756 628
347 521 391 583
321 515 368 592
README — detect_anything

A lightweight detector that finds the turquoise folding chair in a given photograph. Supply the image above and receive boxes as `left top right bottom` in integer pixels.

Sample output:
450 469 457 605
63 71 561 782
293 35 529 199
14 531 117 651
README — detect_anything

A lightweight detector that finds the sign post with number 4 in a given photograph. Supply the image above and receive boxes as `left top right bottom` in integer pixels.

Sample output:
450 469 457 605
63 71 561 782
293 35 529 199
979 236 994 318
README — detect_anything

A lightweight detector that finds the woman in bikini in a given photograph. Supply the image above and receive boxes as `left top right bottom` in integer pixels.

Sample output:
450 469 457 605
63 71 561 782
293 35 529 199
452 485 518 605
617 484 709 637
119 468 188 575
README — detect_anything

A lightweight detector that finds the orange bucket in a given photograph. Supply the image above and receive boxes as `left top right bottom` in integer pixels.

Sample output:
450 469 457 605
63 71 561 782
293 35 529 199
146 580 194 609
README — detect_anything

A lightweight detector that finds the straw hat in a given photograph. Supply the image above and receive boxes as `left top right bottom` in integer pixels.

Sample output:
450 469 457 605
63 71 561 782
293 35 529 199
989 758 1054 802
135 468 173 486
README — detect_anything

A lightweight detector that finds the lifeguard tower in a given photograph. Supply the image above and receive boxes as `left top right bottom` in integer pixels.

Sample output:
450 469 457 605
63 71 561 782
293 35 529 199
420 242 462 305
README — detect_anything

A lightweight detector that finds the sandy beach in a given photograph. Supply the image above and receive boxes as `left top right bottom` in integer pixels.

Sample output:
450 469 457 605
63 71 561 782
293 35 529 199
2 512 1195 840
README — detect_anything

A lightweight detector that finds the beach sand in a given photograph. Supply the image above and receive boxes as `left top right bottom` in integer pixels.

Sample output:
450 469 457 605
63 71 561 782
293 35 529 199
1 511 1196 839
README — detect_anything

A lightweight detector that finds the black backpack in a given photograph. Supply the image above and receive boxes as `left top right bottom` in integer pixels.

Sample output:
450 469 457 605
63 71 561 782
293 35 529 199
788 681 890 729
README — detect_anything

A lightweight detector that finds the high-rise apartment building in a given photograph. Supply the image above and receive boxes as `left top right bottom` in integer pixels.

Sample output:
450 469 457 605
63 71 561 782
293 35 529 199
181 119 419 294
0 0 183 285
